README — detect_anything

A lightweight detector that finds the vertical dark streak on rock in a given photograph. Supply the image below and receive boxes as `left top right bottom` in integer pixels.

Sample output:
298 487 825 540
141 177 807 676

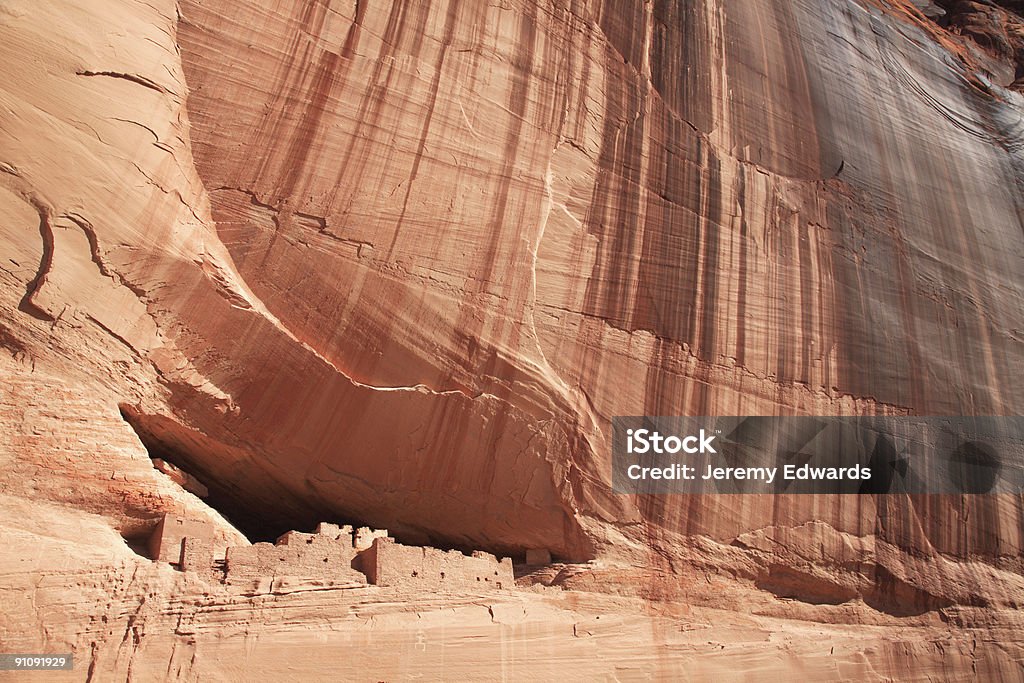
891 220 926 411
247 2 324 188
327 1 412 217
585 1 725 361
735 170 749 367
276 50 340 205
797 218 814 386
815 220 834 396
341 0 367 59
698 149 723 363
583 1 647 327
650 0 713 134
598 0 645 69
387 0 460 260
721 1 829 179
935 176 1001 414
772 195 791 388
571 3 593 144
827 201 869 401
472 0 537 287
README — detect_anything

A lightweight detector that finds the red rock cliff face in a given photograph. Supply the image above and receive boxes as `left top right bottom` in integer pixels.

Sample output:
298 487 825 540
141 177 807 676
2 0 1024 676
162 0 1024 565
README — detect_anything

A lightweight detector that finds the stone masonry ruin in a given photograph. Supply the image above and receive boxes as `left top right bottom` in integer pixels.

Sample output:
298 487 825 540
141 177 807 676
360 537 514 590
147 514 516 591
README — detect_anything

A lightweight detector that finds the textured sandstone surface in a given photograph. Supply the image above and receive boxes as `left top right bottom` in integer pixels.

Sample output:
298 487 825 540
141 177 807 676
1 0 1024 678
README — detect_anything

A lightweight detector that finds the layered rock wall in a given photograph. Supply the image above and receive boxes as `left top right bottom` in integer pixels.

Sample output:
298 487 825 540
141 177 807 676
165 0 1024 568
1 0 1024 676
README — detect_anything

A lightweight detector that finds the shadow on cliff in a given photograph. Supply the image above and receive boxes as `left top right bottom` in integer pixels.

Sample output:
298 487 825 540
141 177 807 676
120 403 324 543
117 403 585 563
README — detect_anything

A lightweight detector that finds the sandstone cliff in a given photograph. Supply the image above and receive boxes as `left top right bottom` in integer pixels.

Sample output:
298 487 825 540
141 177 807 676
1 0 1023 679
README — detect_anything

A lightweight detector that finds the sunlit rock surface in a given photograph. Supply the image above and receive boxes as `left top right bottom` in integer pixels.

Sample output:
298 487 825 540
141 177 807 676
1 0 1023 677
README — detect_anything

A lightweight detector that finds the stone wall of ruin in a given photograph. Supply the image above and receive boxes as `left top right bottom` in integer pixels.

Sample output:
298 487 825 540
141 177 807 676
151 515 517 591
223 530 365 585
362 538 513 591
147 513 217 564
